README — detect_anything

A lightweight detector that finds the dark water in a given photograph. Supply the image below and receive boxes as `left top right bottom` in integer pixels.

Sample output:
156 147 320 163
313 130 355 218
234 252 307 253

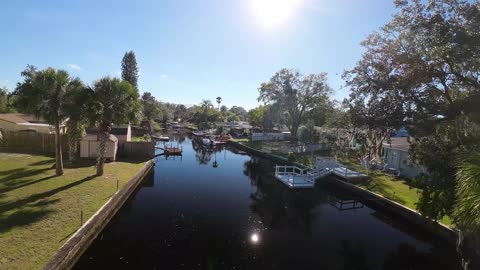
74 132 461 270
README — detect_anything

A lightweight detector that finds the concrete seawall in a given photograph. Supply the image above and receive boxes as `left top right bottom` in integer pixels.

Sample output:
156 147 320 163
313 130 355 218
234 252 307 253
42 159 155 270
229 141 458 245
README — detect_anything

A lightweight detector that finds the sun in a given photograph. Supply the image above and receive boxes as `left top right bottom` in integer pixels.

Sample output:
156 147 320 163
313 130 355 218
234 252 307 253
249 0 302 29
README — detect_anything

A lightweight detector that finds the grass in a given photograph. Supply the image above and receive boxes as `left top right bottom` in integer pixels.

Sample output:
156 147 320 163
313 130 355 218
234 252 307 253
132 136 150 142
230 138 250 143
0 153 146 270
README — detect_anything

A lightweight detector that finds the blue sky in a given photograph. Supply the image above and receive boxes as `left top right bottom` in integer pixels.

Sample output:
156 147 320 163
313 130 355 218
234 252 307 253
1 0 395 109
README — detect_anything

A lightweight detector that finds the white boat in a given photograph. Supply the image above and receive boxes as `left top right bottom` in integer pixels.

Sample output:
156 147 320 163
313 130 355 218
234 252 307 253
152 135 169 141
202 138 214 146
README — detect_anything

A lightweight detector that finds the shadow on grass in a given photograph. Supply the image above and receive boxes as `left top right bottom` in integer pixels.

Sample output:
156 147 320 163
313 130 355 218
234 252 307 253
0 175 97 215
29 159 55 166
0 168 27 176
0 167 52 185
0 199 59 233
0 175 57 194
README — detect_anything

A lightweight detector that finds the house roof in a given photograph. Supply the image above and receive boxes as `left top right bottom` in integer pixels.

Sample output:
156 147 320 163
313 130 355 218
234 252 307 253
81 134 118 142
0 113 45 124
86 125 130 135
383 137 410 152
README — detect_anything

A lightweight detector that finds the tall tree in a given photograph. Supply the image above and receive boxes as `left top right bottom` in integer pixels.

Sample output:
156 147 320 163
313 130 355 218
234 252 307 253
121 50 139 89
141 92 160 120
15 66 81 175
63 81 90 163
216 96 222 111
344 0 480 221
258 69 332 137
89 77 140 176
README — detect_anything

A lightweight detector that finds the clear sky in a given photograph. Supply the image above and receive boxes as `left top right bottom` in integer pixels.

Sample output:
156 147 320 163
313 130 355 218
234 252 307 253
1 0 395 109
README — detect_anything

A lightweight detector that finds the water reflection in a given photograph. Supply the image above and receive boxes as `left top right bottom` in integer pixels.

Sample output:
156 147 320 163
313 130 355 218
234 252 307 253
337 240 372 270
74 134 462 270
243 158 324 234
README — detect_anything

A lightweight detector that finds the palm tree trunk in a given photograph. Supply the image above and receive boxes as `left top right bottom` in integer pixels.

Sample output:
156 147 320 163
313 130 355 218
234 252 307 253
67 119 81 163
55 120 64 176
96 123 110 176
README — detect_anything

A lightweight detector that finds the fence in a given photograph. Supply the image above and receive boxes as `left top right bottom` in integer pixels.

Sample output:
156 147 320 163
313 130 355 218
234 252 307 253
0 130 68 154
251 132 287 142
117 141 155 159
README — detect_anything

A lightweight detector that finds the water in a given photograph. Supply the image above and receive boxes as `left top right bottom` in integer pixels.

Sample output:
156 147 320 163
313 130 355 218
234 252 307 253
74 132 461 269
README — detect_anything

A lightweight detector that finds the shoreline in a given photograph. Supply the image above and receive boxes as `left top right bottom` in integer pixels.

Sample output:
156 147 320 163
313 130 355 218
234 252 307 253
42 160 155 270
228 140 458 245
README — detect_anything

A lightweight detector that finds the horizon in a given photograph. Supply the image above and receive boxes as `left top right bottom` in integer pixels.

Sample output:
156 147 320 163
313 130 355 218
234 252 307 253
1 0 395 109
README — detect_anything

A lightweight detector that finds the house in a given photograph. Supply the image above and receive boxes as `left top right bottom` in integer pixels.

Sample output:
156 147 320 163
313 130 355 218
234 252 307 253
215 121 252 137
0 113 66 134
382 137 426 179
86 124 131 142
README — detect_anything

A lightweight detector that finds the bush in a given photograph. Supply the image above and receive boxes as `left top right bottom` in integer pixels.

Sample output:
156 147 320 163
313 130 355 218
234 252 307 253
287 152 297 163
151 120 162 132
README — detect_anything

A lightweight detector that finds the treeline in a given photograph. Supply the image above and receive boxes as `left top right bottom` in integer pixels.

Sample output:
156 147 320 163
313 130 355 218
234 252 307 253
141 94 248 129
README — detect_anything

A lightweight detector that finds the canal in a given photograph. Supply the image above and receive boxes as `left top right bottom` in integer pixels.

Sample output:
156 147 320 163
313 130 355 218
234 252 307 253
74 132 461 269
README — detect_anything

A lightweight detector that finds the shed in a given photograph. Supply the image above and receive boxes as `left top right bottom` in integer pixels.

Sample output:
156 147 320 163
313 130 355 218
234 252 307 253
80 134 118 161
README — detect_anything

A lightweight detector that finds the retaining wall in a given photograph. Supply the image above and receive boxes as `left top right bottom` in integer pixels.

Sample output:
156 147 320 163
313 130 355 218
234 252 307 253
42 159 155 270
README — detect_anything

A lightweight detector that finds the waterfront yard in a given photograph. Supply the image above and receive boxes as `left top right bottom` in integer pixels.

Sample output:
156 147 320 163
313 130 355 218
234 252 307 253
0 153 146 270
241 141 452 225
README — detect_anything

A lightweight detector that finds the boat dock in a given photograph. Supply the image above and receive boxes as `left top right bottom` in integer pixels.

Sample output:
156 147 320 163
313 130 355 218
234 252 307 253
274 157 368 189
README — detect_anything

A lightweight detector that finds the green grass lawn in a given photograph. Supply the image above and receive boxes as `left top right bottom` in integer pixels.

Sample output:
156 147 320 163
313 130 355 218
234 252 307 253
0 153 146 270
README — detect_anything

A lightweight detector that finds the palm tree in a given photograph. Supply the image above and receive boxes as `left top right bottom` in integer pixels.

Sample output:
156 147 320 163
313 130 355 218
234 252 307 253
63 81 90 163
455 151 480 255
15 66 80 175
216 96 222 111
89 77 140 176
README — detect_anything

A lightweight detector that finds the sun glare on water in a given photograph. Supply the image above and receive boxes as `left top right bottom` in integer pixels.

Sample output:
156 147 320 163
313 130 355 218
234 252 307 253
249 0 303 29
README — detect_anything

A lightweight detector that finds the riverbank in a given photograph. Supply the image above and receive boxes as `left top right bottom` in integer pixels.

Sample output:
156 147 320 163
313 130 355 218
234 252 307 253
229 141 457 244
0 153 150 270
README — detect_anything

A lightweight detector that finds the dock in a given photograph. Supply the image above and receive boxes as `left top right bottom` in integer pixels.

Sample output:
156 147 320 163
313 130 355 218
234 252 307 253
274 157 368 189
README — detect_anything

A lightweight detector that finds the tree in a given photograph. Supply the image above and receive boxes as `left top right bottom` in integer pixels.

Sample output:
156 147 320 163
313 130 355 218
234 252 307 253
346 92 405 160
89 77 140 176
0 87 15 113
216 96 222 111
258 69 332 138
121 50 139 89
141 92 160 120
173 104 187 121
248 106 267 129
298 121 319 145
229 106 248 121
343 0 480 220
63 80 90 163
15 66 81 175
455 151 480 255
